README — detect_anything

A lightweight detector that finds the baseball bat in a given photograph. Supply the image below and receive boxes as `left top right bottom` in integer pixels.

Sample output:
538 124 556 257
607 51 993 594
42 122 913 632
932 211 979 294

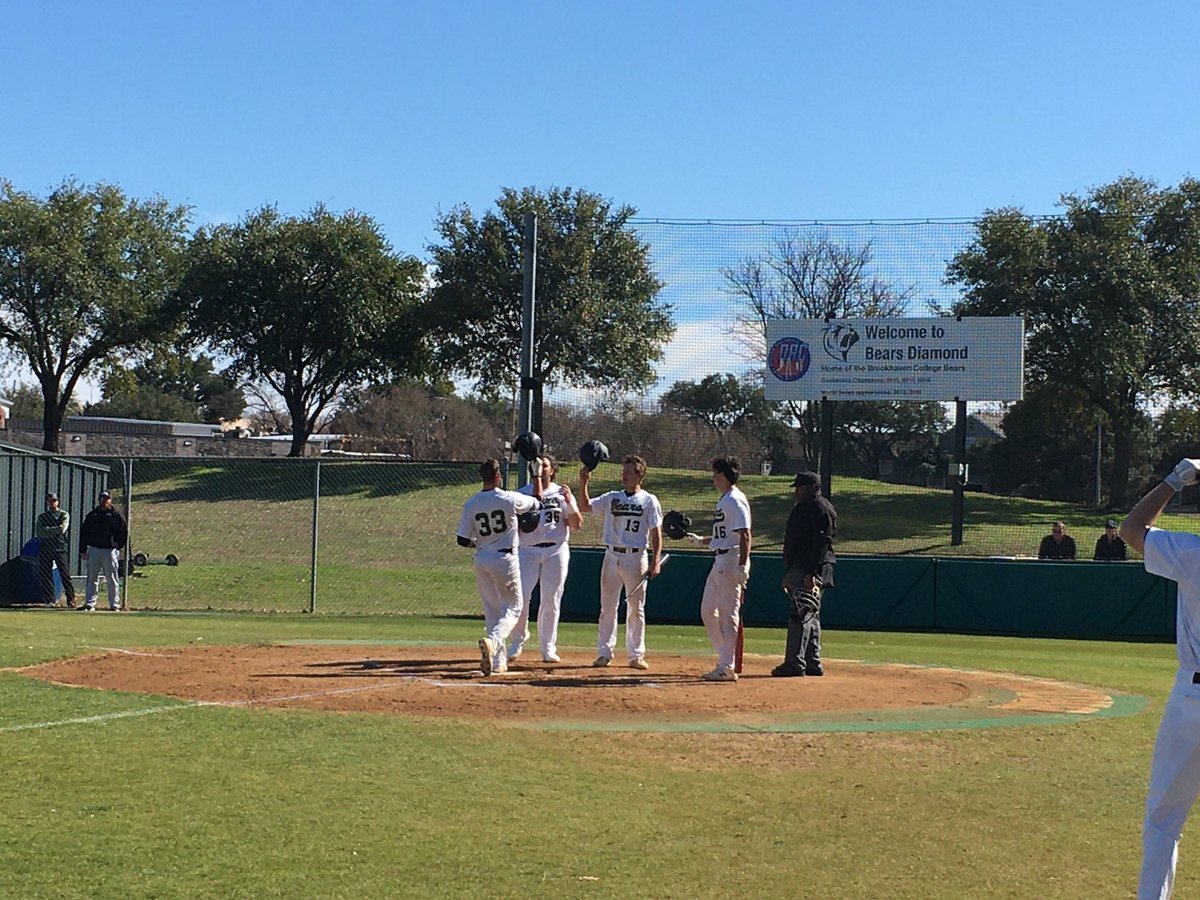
630 552 670 600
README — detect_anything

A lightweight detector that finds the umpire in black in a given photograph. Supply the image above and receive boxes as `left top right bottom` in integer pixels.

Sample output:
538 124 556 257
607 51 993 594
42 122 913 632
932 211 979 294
773 471 837 677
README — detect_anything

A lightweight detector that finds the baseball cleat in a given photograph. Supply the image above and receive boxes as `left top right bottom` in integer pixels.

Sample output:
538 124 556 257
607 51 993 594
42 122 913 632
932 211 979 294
628 658 650 670
543 653 561 663
479 638 496 675
591 656 611 668
508 648 522 661
703 667 738 683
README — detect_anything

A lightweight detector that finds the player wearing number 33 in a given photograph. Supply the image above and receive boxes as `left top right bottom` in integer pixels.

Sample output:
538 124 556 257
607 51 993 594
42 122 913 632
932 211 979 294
456 458 542 676
578 454 663 669
509 455 583 664
1119 457 1200 899
684 456 752 683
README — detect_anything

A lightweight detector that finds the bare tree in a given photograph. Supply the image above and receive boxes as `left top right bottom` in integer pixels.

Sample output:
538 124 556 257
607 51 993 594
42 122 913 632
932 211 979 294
723 234 914 470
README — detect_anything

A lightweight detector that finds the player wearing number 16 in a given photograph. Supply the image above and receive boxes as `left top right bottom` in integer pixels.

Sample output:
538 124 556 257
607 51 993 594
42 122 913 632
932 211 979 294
578 454 663 670
685 456 753 683
456 458 542 676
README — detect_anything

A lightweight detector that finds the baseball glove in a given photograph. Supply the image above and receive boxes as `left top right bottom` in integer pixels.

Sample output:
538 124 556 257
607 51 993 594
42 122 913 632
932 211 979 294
662 509 692 541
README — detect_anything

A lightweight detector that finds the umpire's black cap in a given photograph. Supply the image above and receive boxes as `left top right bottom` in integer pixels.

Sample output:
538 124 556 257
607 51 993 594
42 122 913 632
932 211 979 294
791 471 821 490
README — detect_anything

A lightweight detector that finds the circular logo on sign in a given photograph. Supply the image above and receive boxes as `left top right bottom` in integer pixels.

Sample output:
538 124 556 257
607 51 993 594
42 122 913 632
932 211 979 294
768 337 810 382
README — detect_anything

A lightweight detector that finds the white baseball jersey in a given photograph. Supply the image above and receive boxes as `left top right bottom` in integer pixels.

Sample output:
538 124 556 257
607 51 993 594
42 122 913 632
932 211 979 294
1144 527 1200 669
517 482 577 547
710 485 752 551
589 488 663 549
457 488 540 553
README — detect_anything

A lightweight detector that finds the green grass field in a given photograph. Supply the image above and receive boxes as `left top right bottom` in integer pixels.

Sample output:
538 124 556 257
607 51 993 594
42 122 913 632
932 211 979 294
0 610 1184 898
87 458 1200 614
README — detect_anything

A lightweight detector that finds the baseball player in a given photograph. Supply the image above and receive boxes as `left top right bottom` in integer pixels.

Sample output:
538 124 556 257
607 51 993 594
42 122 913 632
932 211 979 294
685 456 752 683
509 454 583 663
1119 458 1200 898
578 454 663 669
456 458 542 675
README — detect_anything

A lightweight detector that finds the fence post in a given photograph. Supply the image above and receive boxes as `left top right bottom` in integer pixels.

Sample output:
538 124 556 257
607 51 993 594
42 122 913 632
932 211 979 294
123 458 133 611
309 458 321 614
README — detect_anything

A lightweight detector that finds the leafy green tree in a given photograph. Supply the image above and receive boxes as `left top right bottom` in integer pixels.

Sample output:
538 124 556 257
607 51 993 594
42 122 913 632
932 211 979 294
4 381 82 421
180 205 427 456
948 176 1200 506
724 234 915 471
0 179 190 449
833 400 948 479
85 350 245 423
425 186 672 418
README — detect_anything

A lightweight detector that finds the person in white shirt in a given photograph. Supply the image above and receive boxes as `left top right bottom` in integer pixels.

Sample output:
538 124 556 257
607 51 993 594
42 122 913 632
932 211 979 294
456 458 541 675
685 456 752 683
1120 457 1200 899
509 454 583 663
578 454 663 669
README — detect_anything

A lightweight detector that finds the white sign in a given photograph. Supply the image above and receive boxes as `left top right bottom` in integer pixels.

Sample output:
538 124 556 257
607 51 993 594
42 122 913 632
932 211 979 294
764 317 1024 402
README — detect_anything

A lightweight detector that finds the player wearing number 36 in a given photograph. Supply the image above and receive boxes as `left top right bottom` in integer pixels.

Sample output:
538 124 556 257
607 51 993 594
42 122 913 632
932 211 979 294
1121 457 1200 899
457 458 542 676
578 455 663 670
509 454 583 664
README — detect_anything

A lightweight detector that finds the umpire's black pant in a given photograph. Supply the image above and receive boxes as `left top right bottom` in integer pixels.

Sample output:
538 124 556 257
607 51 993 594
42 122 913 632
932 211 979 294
783 613 821 673
37 547 76 605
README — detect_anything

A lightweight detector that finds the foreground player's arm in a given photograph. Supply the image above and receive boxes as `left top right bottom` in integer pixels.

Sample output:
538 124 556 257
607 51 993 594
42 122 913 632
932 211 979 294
1121 458 1200 554
737 527 752 569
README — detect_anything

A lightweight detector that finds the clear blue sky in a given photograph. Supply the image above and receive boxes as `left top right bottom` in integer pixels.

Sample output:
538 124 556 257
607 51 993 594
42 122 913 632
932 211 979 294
3 1 1198 400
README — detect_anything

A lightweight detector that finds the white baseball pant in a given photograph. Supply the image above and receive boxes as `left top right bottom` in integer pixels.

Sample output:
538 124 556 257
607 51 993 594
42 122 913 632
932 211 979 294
473 549 523 670
596 549 649 662
85 547 121 610
1139 667 1200 899
700 553 746 671
509 543 570 659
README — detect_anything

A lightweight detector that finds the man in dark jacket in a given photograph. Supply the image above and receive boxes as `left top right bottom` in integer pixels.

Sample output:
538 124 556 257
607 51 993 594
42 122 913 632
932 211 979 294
1037 522 1077 560
79 491 127 611
35 492 76 607
773 471 837 677
1093 519 1128 561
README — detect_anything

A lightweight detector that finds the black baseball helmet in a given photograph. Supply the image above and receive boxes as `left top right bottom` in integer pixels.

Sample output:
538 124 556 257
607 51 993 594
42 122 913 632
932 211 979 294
579 439 610 472
513 430 543 462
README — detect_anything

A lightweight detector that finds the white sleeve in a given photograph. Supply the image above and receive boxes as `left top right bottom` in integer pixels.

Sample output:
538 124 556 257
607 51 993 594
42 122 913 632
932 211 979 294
588 490 613 516
1144 528 1200 581
645 495 663 529
457 502 474 541
513 492 541 514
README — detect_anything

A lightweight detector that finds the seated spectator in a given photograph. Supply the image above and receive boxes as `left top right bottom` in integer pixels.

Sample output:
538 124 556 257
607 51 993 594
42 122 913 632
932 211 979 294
1093 518 1128 561
1037 522 1077 560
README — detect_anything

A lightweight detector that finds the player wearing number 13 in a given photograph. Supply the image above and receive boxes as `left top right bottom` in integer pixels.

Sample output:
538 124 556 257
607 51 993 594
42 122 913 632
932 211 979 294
578 455 663 669
456 458 542 675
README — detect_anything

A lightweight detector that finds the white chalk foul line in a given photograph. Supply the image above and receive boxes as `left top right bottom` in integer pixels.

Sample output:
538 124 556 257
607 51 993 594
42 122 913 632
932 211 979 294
0 702 199 734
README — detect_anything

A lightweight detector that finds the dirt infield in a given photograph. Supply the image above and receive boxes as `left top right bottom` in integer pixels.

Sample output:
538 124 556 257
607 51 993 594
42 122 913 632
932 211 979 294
18 643 1135 733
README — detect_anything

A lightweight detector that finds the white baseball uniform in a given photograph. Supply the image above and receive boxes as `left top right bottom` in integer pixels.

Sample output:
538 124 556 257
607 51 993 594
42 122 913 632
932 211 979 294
457 486 541 672
509 482 579 660
700 485 752 673
1138 527 1200 898
588 488 663 663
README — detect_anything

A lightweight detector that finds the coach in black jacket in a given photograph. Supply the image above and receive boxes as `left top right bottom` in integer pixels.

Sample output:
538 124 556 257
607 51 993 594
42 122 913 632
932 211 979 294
78 491 127 611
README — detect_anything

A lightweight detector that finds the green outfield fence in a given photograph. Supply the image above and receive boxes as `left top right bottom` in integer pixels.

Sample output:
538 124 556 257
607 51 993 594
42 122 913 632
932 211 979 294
0 455 1167 636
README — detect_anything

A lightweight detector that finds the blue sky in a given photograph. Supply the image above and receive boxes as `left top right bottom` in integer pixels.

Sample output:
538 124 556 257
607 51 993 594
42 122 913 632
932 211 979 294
3 1 1198 402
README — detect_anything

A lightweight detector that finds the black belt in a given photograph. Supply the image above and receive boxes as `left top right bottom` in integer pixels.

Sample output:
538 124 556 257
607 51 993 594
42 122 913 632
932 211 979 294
608 546 643 554
1192 672 1200 685
497 548 513 554
713 548 731 555
533 542 559 549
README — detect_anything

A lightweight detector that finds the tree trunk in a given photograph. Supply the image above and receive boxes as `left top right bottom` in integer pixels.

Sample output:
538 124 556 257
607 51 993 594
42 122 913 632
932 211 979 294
40 382 63 452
